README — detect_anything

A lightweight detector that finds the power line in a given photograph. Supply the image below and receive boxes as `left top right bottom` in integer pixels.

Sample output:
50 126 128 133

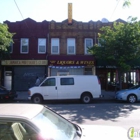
110 0 121 20
13 0 35 38
14 0 25 20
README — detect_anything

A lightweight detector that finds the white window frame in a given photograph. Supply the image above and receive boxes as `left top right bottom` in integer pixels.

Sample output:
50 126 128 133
38 38 46 54
51 38 59 54
9 42 13 53
20 38 29 54
84 38 93 55
67 38 76 54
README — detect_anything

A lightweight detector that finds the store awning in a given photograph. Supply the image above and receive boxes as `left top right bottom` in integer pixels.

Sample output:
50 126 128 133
48 55 95 66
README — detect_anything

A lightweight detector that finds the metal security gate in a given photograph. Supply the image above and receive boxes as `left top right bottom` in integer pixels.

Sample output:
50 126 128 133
13 66 46 90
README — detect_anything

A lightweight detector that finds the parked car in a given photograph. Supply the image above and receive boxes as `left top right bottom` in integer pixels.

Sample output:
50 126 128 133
0 103 128 140
0 85 17 101
28 75 101 104
115 85 140 103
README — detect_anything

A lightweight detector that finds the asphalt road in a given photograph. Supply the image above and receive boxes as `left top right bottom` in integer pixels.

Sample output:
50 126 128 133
6 98 140 132
46 102 140 131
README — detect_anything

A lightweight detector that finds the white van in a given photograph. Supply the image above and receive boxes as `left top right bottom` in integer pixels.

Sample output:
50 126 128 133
28 75 101 104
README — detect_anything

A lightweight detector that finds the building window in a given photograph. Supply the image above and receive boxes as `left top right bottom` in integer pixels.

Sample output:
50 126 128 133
84 68 92 75
38 38 46 54
98 38 104 47
51 38 59 54
9 42 13 53
84 38 93 54
20 38 29 54
67 38 75 54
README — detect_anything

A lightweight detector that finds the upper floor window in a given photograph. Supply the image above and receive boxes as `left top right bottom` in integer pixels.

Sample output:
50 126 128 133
38 38 46 54
98 38 104 47
20 38 29 54
9 42 13 53
67 38 75 54
84 38 93 54
51 38 59 54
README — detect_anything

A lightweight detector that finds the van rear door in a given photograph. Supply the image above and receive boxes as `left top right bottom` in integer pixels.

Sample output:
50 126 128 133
40 78 58 99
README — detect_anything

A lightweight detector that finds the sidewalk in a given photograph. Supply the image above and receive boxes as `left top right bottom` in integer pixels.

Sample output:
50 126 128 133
15 90 116 101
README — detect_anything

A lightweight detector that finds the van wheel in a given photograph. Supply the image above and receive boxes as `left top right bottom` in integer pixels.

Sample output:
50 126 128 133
32 95 43 104
81 93 91 104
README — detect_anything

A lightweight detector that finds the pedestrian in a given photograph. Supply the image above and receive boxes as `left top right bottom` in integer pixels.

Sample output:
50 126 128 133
35 76 40 86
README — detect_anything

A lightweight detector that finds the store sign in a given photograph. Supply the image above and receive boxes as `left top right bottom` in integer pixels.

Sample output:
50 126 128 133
1 60 48 65
49 60 94 66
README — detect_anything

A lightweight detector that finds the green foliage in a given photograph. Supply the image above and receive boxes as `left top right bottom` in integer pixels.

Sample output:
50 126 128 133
89 18 140 74
123 0 131 7
0 23 14 59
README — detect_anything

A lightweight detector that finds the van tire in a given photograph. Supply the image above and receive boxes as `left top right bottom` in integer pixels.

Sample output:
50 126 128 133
32 95 43 104
81 93 91 104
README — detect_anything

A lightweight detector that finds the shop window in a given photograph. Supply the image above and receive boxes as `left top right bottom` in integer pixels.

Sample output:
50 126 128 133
20 38 29 54
84 68 92 75
51 38 59 54
67 38 75 54
84 38 93 54
38 38 46 53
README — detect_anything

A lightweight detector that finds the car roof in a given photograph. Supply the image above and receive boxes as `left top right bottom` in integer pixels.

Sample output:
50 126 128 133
0 103 44 119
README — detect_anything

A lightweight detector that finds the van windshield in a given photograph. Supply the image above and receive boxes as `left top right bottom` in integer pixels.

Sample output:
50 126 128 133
31 107 77 140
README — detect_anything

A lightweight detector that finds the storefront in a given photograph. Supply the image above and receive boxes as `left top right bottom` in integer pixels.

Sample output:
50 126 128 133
1 60 48 91
48 55 95 76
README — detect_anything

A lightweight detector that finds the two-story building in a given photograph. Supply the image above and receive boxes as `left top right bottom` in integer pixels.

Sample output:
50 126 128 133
2 18 49 90
1 16 140 91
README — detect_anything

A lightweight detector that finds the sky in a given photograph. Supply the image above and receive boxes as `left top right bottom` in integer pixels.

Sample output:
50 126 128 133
0 0 140 23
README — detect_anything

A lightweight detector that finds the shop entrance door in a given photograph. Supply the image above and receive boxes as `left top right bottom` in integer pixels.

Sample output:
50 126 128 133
4 71 12 90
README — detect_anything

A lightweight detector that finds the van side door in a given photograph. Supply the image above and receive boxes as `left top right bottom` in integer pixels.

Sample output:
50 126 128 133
58 77 75 99
40 78 58 99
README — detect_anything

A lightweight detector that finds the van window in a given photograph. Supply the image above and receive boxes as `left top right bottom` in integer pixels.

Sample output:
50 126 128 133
41 78 55 86
60 78 74 85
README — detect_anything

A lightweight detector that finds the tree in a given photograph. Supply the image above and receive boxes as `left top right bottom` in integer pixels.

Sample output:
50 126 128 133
0 23 14 59
123 0 131 7
89 18 140 89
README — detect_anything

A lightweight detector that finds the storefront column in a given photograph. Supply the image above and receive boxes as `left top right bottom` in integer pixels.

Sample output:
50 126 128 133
48 67 51 76
92 66 96 75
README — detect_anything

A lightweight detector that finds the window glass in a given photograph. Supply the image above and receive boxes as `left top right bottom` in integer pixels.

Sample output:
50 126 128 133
67 38 75 54
98 38 105 47
9 42 13 53
60 78 74 85
41 78 55 86
38 38 46 53
0 121 38 140
51 38 59 54
85 38 93 54
20 38 29 53
32 108 76 140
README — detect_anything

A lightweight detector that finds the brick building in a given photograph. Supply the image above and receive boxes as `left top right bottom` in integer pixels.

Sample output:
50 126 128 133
48 19 96 76
1 18 49 90
1 17 139 91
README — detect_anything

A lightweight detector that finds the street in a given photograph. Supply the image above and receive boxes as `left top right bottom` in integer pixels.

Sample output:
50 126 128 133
45 102 140 131
10 95 140 132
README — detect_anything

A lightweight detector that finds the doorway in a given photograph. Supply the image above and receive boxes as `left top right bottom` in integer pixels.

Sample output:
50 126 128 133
4 71 12 90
